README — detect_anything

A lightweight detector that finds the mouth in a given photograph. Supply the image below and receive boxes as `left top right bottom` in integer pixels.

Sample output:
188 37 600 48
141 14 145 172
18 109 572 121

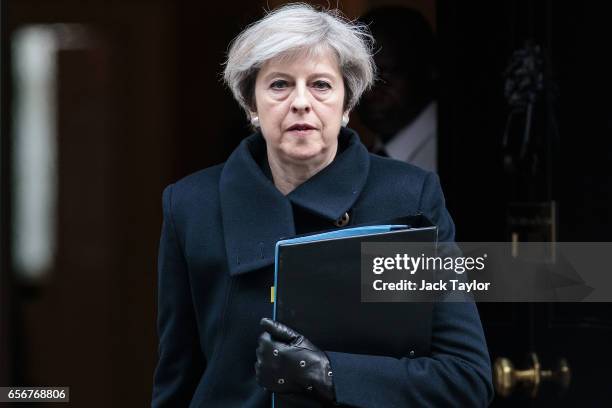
287 123 317 132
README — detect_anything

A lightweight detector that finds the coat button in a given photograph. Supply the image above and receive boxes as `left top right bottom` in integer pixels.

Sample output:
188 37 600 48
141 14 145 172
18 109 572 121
334 212 350 227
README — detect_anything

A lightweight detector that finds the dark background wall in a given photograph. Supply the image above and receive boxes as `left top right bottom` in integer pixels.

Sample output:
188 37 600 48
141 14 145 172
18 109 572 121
4 1 178 406
1 0 611 407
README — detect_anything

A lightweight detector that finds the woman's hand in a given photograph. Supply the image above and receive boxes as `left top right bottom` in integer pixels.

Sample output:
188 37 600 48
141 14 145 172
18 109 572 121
255 318 335 402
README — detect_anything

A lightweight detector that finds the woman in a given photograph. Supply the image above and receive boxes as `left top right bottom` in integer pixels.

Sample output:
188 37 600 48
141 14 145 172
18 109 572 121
152 3 493 407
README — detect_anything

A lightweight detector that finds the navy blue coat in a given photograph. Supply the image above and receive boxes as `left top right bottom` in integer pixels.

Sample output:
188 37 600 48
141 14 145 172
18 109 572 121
151 128 494 407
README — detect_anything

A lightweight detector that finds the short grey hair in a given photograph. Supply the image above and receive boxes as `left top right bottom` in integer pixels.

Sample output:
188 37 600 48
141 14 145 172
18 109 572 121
223 3 376 115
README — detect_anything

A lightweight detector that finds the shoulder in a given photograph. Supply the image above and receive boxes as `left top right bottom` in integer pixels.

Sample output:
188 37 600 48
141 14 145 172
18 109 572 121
367 154 441 203
365 154 453 240
171 163 225 196
369 153 428 174
162 163 225 219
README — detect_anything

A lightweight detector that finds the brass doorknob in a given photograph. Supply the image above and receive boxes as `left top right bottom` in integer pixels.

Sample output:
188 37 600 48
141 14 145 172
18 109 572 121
494 353 571 398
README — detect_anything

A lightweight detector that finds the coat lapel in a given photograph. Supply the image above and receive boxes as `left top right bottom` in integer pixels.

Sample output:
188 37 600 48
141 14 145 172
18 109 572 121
219 128 370 276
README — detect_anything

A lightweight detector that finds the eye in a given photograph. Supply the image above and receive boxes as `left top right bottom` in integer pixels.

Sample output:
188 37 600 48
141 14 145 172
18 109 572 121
312 80 332 90
270 80 288 90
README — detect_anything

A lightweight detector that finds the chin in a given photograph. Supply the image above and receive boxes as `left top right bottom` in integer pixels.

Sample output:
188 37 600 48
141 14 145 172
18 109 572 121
285 150 321 162
283 146 325 162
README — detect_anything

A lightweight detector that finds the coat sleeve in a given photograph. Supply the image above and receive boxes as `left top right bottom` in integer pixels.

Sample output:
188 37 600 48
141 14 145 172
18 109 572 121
152 184 206 407
325 172 494 407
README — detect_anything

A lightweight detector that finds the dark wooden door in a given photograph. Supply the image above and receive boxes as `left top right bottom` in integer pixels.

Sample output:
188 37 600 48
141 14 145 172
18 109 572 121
438 0 612 405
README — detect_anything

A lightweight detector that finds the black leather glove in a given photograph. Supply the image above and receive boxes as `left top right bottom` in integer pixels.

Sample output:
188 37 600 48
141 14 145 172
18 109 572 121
255 318 335 402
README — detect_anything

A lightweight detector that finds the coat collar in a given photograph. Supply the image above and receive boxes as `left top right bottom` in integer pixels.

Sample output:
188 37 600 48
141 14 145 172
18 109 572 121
219 127 370 276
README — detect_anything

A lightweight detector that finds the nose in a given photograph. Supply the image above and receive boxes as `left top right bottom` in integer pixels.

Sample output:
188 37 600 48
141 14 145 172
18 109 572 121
290 82 311 114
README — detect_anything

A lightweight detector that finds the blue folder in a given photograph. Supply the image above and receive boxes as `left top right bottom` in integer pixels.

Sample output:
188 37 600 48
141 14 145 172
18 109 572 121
272 224 409 320
271 218 438 408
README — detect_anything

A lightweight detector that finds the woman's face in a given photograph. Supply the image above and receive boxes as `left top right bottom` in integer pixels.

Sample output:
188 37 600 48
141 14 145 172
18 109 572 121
253 49 346 166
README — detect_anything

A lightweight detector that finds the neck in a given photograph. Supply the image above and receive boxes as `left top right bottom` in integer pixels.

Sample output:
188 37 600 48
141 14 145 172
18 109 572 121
267 148 337 196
